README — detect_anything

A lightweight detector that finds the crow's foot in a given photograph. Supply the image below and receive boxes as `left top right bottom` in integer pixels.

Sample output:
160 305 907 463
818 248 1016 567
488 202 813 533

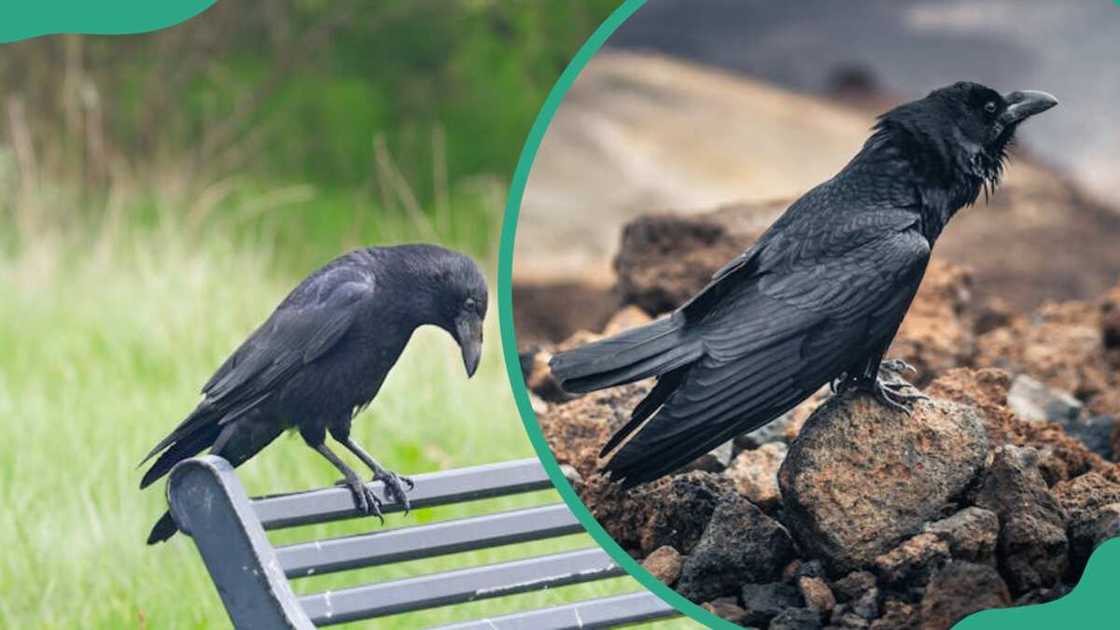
880 358 918 377
870 376 929 413
336 477 386 524
375 470 414 515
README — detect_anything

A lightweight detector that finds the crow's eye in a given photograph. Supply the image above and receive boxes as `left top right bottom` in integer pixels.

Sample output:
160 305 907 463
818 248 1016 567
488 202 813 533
984 101 998 114
465 298 476 310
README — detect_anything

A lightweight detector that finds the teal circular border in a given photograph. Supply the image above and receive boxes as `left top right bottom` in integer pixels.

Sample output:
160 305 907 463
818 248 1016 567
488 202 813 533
0 0 216 42
496 1 734 627
496 1 1120 628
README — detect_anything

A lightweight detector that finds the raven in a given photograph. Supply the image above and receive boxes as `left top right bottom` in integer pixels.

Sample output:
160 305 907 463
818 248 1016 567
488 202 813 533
141 244 487 543
550 82 1056 489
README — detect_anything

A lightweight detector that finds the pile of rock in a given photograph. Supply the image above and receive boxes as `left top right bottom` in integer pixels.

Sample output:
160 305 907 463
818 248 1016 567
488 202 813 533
535 365 1120 629
524 210 1120 629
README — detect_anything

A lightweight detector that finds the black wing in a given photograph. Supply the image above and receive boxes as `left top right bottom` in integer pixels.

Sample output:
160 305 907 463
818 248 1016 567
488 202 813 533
140 261 377 467
604 214 930 486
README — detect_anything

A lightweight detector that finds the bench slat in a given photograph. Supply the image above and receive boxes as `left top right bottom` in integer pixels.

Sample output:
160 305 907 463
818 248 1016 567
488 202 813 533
279 503 583 578
253 458 552 530
298 548 623 626
428 591 680 630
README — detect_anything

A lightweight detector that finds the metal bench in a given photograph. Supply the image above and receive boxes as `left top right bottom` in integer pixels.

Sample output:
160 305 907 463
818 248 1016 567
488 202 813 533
166 456 679 628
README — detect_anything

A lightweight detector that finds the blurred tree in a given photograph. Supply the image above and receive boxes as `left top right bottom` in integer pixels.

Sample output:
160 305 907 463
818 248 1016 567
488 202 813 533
0 0 619 220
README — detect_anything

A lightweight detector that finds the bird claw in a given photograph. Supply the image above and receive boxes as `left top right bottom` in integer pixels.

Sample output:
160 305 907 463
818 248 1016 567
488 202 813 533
880 358 918 376
337 477 386 524
872 377 930 413
375 470 414 516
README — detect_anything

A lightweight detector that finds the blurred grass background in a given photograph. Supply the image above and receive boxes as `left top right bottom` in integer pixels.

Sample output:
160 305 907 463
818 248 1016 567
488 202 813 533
0 1 690 628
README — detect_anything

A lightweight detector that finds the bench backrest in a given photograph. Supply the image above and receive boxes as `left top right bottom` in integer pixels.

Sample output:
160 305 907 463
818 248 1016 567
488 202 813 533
167 456 678 628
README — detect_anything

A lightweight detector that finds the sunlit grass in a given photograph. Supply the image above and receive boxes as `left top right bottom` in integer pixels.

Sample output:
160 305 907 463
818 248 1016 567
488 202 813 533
0 210 681 628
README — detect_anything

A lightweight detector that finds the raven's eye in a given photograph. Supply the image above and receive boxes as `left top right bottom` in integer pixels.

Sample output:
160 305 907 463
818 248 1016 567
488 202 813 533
984 101 997 114
465 298 476 310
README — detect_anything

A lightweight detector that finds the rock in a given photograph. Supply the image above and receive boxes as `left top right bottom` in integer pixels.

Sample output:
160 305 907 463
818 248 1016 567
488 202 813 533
927 368 1107 483
613 205 778 315
701 597 746 624
771 608 824 630
579 470 733 555
677 494 795 601
1007 374 1083 424
538 383 648 479
850 587 881 621
641 545 683 585
873 533 950 587
687 440 734 473
831 571 877 604
871 599 918 630
975 445 1069 594
1090 504 1120 548
601 305 653 335
799 576 837 613
1065 415 1115 460
1012 585 1070 606
727 442 788 509
831 609 872 629
918 562 1010 630
1053 472 1120 572
779 393 988 572
631 473 735 555
741 582 804 627
975 300 1114 409
784 559 826 582
1088 388 1120 421
520 347 573 403
923 507 1000 564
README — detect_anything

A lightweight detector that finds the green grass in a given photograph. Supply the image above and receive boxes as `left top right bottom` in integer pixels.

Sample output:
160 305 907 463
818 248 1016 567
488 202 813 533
0 214 681 628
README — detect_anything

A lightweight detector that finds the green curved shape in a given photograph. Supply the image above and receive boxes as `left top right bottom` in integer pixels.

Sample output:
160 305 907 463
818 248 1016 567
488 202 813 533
497 0 732 628
956 538 1120 628
495 1 1120 629
0 0 216 43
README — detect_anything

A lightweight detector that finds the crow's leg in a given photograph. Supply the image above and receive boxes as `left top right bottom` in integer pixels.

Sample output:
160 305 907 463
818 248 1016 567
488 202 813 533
840 355 928 413
312 442 385 523
328 423 414 515
337 437 414 515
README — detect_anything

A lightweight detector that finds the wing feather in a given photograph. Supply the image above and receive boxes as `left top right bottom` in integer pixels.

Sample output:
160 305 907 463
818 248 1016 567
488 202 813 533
604 226 930 486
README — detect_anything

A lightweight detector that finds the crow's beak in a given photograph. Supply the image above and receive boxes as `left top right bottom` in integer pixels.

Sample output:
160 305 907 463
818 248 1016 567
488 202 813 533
1001 90 1058 125
455 314 483 378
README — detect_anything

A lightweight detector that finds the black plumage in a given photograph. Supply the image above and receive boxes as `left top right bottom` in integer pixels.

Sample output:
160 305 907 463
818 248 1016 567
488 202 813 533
141 244 487 543
550 82 1057 489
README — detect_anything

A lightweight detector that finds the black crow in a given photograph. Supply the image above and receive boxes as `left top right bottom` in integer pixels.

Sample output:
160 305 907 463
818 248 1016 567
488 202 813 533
550 82 1056 489
141 244 487 543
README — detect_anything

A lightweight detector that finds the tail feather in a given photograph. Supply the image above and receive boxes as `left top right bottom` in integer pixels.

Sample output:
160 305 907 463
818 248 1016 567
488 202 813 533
549 315 700 393
139 423 223 489
139 405 212 466
600 365 689 457
147 510 178 544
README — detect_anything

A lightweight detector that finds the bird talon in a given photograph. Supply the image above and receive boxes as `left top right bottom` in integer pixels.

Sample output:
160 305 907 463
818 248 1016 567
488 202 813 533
880 358 918 376
872 377 929 413
375 470 413 516
341 478 388 524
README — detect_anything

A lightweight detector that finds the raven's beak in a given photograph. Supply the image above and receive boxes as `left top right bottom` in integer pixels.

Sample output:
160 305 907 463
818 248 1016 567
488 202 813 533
1001 90 1058 125
455 314 483 378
